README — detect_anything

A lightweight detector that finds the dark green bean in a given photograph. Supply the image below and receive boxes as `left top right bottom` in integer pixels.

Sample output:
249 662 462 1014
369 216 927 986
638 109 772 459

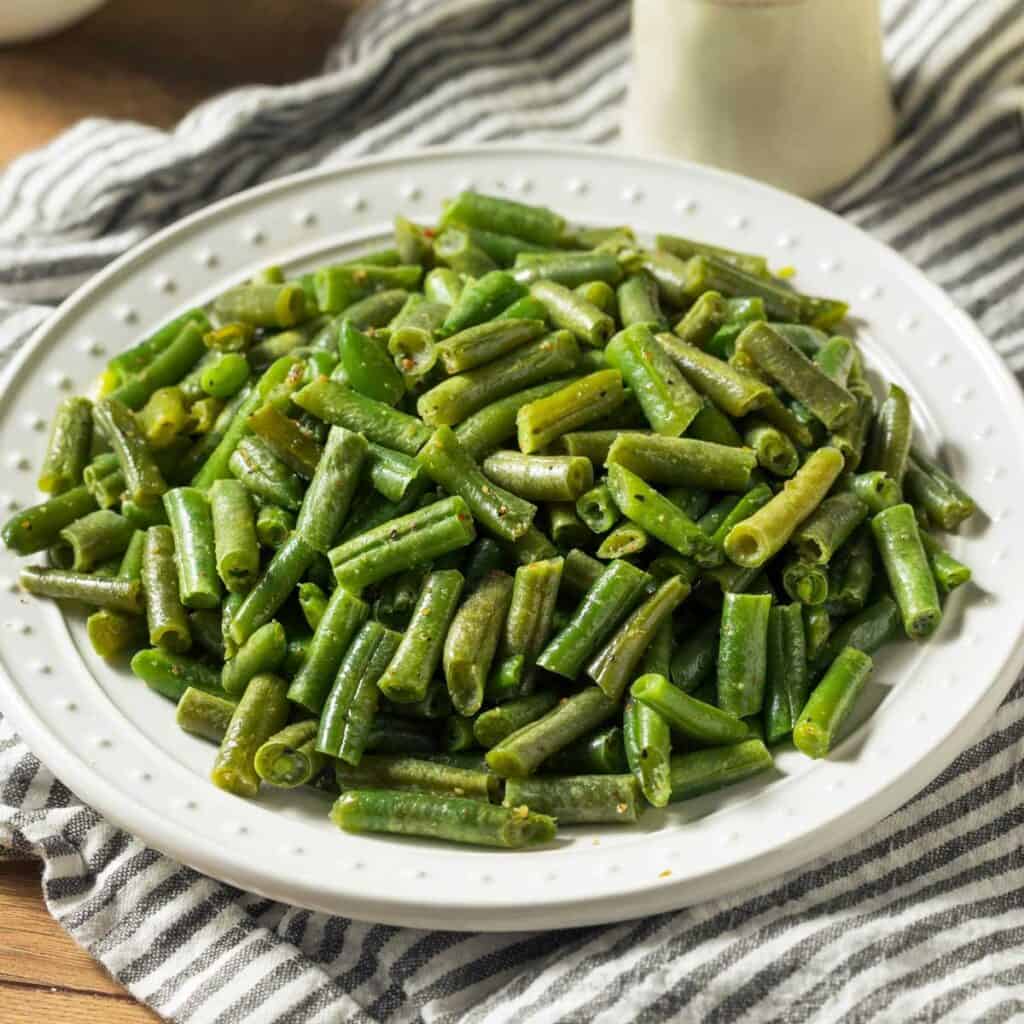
109 322 208 410
812 595 900 676
668 739 773 802
444 571 514 716
230 533 316 645
329 495 476 588
920 531 972 593
294 426 367 553
588 576 690 701
39 397 93 495
209 479 259 592
440 191 565 246
93 397 167 506
19 566 143 613
717 592 772 717
437 319 547 374
904 452 976 531
331 789 554 848
439 270 526 337
141 525 191 653
605 432 755 492
865 383 912 486
763 603 810 743
453 380 573 460
256 503 295 548
486 686 617 778
538 559 651 678
162 487 221 609
793 647 873 758
55 509 134 572
419 331 580 427
336 628 401 766
505 774 641 824
176 687 238 743
632 673 748 745
131 648 226 703
826 527 875 615
379 570 464 704
2 486 98 556
228 435 304 511
337 320 405 406
253 720 325 788
871 503 942 640
781 556 829 606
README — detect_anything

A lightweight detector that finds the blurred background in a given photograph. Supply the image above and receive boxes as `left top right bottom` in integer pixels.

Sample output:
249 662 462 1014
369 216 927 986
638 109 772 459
0 0 365 164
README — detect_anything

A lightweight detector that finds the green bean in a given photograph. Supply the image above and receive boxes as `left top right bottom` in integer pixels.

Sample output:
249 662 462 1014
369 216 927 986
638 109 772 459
717 592 772 717
440 191 565 246
213 283 308 327
417 426 536 541
184 384 256 486
439 271 526 337
676 293 732 352
388 298 446 386
221 620 287 697
668 739 773 802
538 559 651 678
292 425 366 553
242 405 319 481
197 353 248 401
378 570 464 704
742 418 798 478
422 267 463 306
93 397 167 506
632 673 748 745
228 435 304 511
904 452 976 531
499 294 550 321
221 590 243 660
920 531 972 593
83 464 125 509
865 383 912 486
528 280 614 346
336 628 401 766
603 324 701 436
623 693 672 807
211 673 290 797
453 380 573 461
204 321 254 353
724 447 844 568
209 479 259 592
358 714 435 757
433 229 496 275
486 686 617 778
793 493 869 566
655 233 769 277
330 495 476 588
473 692 560 748
109 322 208 410
188 608 224 660
436 318 546 374
871 503 942 640
514 251 624 290
677 253 802 320
297 581 328 631
793 647 873 759
686 399 744 448
605 433 755 492
341 289 411 332
140 526 191 652
840 471 902 515
105 310 209 387
503 524 559 566
656 333 771 418
419 331 580 427
596 523 649 559
337 320 405 406
231 533 316 645
605 463 718 565
280 580 366 712
162 487 221 609
54 509 134 572
543 726 628 774
481 451 592 503
256 503 294 548
444 571 514 716
735 324 856 429
575 280 618 319
365 438 426 505
294 377 431 455
38 397 93 495
316 621 388 755
131 648 225 702
448 221 552 265
504 774 641 824
826 527 875 615
251 720 324 788
589 576 690 700
803 604 832 664
747 602 804 747
393 216 433 266
781 556 829 606
490 556 563 699
19 566 142 613
516 370 624 453
331 789 555 848
812 595 900 675
829 389 875 472
442 716 477 753
312 265 421 315
617 271 667 331
451 538 498 592
336 754 494 803
139 387 193 450
176 687 238 743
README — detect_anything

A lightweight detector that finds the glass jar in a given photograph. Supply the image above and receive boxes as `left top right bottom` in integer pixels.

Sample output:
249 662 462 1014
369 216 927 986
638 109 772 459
623 0 896 197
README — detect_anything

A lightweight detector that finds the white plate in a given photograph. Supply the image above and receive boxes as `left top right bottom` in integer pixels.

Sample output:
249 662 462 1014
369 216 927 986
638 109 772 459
1 145 1022 932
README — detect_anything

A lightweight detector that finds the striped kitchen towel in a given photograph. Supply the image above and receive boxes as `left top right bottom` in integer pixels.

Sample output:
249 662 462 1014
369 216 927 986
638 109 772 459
3 0 1024 1020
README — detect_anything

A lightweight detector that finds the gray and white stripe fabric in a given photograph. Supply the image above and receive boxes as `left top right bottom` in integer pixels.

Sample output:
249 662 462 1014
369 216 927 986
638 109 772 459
2 0 1024 1020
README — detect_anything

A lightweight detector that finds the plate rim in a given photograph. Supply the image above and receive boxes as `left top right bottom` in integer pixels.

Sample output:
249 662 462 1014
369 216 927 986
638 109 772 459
2 142 1023 931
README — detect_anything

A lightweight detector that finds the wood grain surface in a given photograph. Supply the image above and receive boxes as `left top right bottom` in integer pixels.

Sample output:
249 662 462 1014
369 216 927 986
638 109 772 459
0 5 371 1020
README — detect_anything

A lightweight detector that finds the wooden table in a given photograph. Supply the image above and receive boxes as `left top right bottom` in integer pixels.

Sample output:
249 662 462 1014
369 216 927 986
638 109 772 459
0 4 368 1019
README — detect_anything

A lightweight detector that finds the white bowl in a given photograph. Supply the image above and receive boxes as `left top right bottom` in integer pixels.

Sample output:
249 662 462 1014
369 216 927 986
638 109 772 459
0 0 107 46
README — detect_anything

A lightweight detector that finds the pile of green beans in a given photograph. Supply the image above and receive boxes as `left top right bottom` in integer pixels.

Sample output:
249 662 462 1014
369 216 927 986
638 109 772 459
4 190 980 850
